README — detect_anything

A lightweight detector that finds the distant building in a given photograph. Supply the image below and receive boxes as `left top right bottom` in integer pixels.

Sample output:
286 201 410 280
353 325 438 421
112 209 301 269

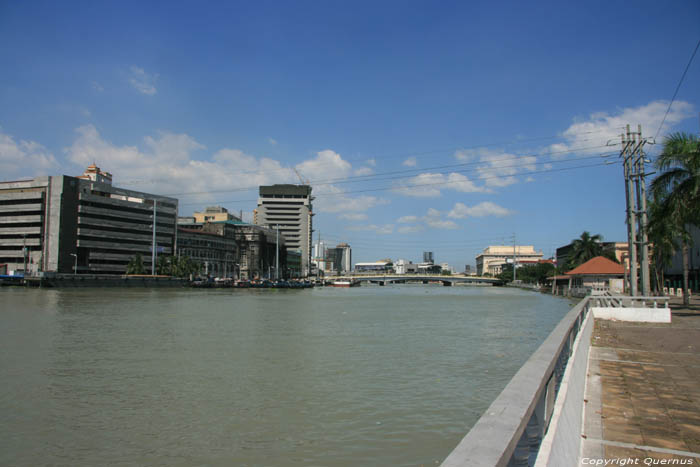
395 259 417 274
476 245 543 276
355 261 393 273
0 165 177 275
254 185 313 277
180 217 284 280
336 243 352 273
423 251 434 264
193 206 241 223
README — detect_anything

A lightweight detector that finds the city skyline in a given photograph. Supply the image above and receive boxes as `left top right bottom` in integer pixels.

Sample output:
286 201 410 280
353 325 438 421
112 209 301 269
1 1 699 268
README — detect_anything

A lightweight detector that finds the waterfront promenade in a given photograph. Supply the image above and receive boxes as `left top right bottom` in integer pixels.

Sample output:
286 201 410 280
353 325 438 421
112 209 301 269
583 296 700 466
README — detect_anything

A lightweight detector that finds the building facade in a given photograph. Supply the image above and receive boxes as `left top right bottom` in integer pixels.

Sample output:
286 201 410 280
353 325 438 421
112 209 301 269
177 227 237 278
0 165 177 275
476 245 543 276
254 185 313 276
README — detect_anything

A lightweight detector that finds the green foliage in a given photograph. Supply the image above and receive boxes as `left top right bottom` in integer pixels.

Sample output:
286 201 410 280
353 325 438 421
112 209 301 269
126 253 146 274
440 269 452 276
649 132 700 302
565 231 604 271
155 255 201 277
497 262 556 285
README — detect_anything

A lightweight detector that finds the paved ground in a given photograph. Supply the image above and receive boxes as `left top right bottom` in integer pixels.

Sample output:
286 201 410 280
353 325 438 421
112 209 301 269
583 296 700 466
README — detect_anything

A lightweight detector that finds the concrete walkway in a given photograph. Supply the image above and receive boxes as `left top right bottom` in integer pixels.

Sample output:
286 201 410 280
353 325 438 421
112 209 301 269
582 296 700 466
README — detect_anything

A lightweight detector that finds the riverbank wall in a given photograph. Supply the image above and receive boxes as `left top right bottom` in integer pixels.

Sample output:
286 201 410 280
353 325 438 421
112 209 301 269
24 274 187 288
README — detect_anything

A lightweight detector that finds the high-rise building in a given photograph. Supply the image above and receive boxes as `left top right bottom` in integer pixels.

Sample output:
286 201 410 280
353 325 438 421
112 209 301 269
254 184 313 276
423 251 434 264
336 243 352 273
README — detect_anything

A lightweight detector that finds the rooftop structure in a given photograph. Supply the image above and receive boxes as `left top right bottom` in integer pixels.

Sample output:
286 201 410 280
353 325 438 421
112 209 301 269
193 205 241 223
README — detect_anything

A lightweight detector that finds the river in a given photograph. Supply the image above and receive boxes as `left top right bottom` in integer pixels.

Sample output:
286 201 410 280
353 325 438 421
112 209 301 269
0 284 572 466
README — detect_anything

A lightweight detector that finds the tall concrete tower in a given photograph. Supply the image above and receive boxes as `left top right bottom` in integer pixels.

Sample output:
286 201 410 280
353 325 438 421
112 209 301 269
254 184 313 276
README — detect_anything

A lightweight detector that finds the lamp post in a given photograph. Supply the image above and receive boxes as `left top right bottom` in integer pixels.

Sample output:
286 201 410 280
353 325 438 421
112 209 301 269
70 253 77 275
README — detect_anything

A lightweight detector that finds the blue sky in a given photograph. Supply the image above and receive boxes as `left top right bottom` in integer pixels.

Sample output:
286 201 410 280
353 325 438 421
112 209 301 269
1 0 699 268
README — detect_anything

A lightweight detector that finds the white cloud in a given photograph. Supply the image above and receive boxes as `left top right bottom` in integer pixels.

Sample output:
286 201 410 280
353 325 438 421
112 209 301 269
396 208 459 231
366 158 376 167
0 128 59 178
268 138 277 146
339 213 368 221
347 224 394 235
455 148 537 188
354 166 374 176
392 172 484 197
402 156 417 167
65 131 386 216
129 66 158 95
447 201 513 219
551 100 694 159
64 124 296 205
296 149 351 181
397 225 424 234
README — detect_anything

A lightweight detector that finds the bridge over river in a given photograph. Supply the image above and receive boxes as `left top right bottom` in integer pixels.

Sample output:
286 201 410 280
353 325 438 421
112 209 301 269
337 274 504 286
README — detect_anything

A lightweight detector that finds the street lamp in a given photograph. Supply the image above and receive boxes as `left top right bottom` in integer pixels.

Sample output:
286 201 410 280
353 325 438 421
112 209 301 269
70 253 77 275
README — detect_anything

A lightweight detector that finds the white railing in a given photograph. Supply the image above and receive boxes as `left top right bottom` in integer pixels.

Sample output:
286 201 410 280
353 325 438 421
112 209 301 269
441 297 592 467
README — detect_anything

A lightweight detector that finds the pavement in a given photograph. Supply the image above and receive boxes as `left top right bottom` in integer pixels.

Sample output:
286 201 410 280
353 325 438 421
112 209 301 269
582 295 700 466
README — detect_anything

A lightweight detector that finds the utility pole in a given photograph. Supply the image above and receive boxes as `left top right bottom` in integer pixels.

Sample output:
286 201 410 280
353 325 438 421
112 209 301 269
622 125 638 296
275 224 279 280
512 233 517 283
633 125 651 295
151 199 157 275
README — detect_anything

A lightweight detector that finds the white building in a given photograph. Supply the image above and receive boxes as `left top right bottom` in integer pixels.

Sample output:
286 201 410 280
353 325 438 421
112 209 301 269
476 245 543 276
395 259 417 274
254 184 313 276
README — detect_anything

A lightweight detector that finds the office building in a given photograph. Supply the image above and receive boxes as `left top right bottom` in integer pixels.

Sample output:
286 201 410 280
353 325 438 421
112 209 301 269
0 165 177 275
254 184 313 276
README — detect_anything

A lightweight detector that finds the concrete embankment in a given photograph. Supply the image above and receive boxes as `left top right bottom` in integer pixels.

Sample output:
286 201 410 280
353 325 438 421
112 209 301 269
24 274 187 288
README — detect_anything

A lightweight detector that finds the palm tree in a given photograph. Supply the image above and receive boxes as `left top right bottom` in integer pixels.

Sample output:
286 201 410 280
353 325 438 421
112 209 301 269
566 231 604 270
650 132 700 306
647 193 679 294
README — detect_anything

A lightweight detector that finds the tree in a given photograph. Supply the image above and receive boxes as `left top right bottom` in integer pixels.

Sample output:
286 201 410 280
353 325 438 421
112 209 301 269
647 193 679 295
565 231 617 271
126 253 146 275
650 132 700 305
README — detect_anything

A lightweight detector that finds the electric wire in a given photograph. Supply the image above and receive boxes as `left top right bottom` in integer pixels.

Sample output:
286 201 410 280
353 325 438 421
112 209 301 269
654 38 700 140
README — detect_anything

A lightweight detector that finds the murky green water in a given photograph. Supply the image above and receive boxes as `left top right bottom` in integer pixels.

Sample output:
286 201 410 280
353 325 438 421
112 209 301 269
0 284 571 466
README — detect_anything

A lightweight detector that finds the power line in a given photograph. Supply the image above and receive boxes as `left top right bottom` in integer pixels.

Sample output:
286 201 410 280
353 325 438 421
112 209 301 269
118 129 620 187
178 160 613 206
654 38 700 140
169 144 614 198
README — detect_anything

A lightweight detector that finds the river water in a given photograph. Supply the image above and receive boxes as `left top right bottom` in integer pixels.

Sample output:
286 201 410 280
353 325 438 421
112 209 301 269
0 284 572 466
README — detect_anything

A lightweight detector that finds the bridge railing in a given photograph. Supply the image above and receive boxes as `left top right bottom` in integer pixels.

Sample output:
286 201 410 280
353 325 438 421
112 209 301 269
441 296 592 467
